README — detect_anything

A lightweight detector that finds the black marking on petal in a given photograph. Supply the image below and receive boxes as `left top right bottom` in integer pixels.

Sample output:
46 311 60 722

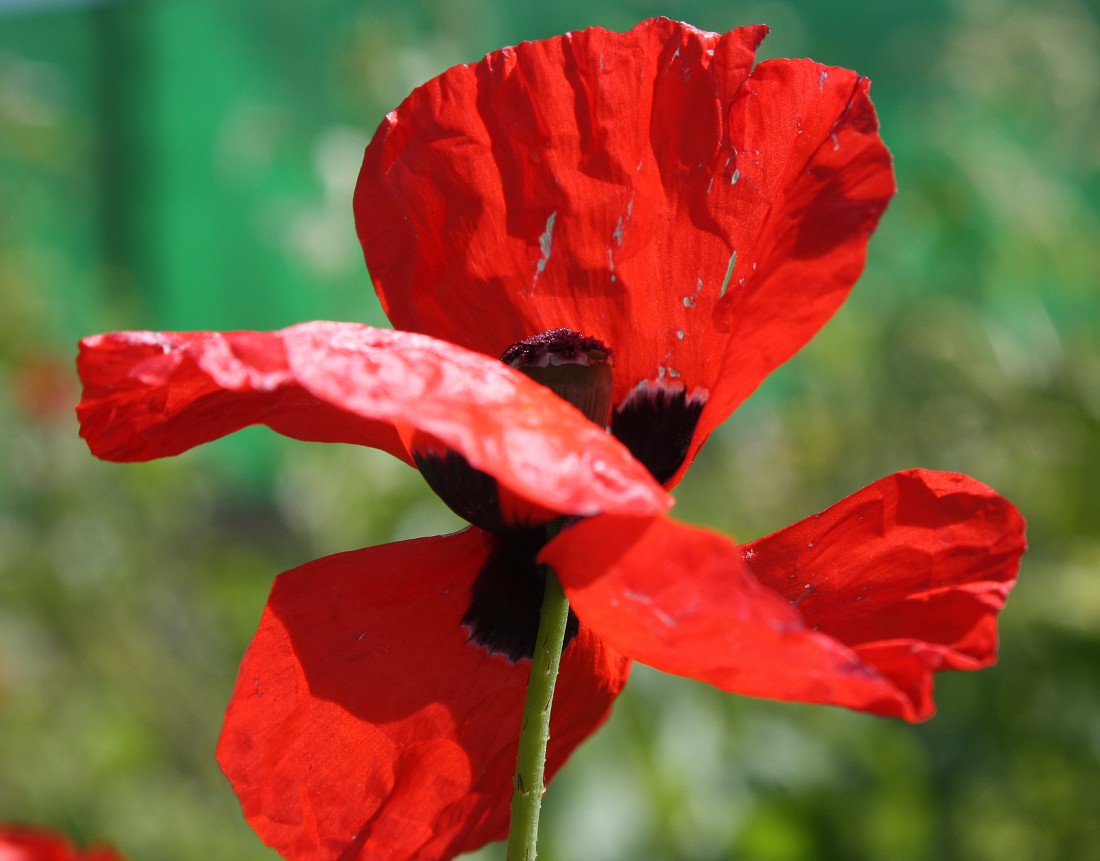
610 381 708 485
464 526 579 662
413 449 508 533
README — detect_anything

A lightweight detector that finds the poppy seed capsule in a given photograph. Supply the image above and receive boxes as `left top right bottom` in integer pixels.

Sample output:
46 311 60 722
413 328 614 533
501 328 614 429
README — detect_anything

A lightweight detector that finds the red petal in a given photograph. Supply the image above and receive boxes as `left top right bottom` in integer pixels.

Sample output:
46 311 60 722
542 471 1024 721
689 62 896 475
356 17 893 480
77 322 669 520
740 470 1026 696
0 826 124 861
217 529 629 861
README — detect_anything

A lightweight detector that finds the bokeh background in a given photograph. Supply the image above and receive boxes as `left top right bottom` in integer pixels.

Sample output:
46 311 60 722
2 0 1098 858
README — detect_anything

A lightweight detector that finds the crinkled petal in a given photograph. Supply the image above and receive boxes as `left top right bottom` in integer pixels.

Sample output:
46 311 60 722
217 529 629 861
685 59 895 477
739 470 1027 693
356 17 893 483
542 470 1024 721
77 322 669 520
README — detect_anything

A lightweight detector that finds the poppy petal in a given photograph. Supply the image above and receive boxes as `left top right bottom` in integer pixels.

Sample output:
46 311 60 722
542 471 1024 721
217 529 629 861
739 470 1026 705
356 17 893 483
77 322 669 519
687 60 895 476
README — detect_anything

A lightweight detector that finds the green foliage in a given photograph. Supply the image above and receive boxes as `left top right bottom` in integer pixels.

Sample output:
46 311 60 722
1 1 1098 859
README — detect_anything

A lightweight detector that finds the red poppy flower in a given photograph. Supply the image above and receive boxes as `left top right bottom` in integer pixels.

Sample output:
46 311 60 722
76 17 1025 861
0 825 124 861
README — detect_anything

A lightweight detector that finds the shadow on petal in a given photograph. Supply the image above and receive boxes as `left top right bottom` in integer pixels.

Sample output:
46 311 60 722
218 528 628 861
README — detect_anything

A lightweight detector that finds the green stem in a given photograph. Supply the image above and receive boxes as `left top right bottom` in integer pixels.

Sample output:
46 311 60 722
505 562 570 861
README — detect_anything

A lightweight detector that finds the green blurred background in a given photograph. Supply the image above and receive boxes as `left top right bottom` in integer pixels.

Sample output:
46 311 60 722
1 0 1098 858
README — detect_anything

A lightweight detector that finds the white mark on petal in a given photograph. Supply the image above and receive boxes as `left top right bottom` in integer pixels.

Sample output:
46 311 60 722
683 276 704 308
539 211 556 261
612 196 633 247
720 251 737 298
532 210 557 291
608 196 634 284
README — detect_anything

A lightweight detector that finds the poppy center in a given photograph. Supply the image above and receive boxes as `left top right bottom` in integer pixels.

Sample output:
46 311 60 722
414 327 706 662
414 329 614 532
412 328 610 661
501 328 614 428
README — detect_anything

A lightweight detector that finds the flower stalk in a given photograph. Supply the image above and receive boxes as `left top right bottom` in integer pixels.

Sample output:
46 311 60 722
506 559 570 860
